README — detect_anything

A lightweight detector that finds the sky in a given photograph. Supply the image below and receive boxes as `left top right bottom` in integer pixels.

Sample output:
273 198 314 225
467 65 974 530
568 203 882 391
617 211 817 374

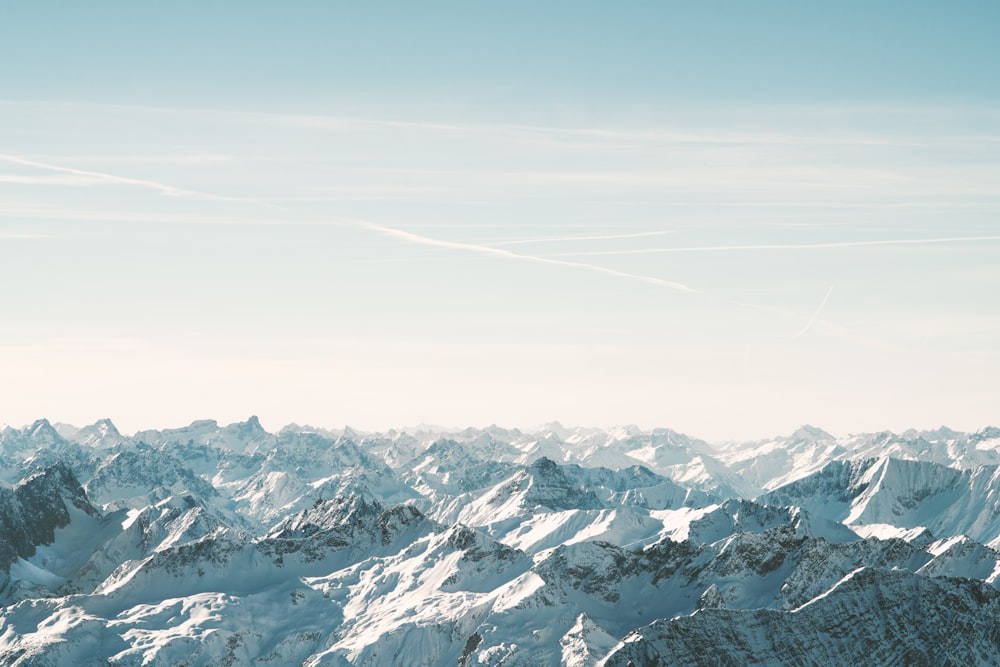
1 1 999 441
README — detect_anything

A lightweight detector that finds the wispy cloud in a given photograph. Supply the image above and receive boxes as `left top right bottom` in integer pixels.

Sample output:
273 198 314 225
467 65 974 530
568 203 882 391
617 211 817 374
8 98 998 145
0 164 915 357
0 232 52 240
0 154 255 203
34 154 237 165
238 106 967 149
355 221 697 294
542 236 1000 257
0 173 106 186
0 205 323 227
491 230 673 246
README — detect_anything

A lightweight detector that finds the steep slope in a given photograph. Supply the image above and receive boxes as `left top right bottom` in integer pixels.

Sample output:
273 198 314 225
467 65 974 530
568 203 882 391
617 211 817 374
602 567 1000 667
68 418 128 449
842 426 1000 469
761 457 1000 547
0 464 100 571
714 425 845 493
85 446 219 509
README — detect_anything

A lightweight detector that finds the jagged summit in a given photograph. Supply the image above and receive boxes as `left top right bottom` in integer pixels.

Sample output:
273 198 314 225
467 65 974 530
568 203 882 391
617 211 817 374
974 425 1000 441
72 418 125 447
27 418 64 446
789 424 835 442
239 414 264 431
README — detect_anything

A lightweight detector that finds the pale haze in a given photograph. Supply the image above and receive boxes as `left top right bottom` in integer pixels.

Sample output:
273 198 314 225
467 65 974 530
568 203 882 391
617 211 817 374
1 2 998 440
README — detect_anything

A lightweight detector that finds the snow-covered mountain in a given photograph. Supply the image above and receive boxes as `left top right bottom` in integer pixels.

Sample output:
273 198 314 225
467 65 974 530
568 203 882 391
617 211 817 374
760 456 1000 548
0 416 998 665
602 567 1000 666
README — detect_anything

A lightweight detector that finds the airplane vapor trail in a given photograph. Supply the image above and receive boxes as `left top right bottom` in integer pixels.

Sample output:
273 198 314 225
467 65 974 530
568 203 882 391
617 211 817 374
0 154 253 203
357 221 696 294
788 286 834 340
493 230 673 246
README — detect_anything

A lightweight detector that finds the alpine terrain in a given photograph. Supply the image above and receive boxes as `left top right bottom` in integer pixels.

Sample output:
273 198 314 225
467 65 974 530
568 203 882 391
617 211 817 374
0 417 999 665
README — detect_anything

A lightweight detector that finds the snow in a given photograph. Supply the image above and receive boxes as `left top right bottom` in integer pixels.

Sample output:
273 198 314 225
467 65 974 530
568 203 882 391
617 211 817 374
492 572 547 613
8 558 65 589
791 566 866 612
495 509 664 553
648 505 720 542
851 523 932 542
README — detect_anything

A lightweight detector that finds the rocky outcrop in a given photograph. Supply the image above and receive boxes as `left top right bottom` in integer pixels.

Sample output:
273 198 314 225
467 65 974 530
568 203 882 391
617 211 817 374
0 463 99 569
603 568 1000 666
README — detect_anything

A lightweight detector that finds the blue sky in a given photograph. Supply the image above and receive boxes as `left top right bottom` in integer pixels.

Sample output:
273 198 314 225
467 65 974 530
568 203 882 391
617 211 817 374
1 2 998 439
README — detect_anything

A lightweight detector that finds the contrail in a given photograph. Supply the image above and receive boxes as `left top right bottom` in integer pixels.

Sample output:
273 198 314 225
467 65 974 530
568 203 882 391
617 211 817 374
541 236 1000 257
357 223 895 350
787 286 834 341
0 153 883 347
0 154 252 202
492 230 673 246
357 221 696 294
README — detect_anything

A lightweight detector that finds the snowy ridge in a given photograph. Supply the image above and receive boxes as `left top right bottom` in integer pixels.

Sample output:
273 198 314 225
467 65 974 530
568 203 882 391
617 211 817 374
760 456 1000 547
0 417 999 665
601 568 1000 666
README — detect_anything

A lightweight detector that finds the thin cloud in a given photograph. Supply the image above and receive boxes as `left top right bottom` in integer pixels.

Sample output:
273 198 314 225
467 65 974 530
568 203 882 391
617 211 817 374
355 221 696 294
0 154 461 206
0 154 255 203
810 318 906 353
0 147 918 352
35 154 237 165
0 205 323 227
492 230 674 246
7 100 969 155
541 236 1000 257
0 173 106 186
236 107 934 149
0 232 52 240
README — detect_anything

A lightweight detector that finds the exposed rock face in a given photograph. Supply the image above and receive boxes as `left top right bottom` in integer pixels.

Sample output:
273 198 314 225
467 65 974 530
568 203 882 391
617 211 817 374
603 568 1000 667
0 463 99 568
85 445 219 506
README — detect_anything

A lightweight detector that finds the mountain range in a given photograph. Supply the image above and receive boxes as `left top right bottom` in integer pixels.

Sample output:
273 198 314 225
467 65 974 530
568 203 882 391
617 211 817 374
0 417 998 665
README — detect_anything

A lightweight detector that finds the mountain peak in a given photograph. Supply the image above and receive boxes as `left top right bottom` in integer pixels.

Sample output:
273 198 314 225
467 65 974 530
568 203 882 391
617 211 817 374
30 417 55 434
26 418 65 446
973 426 1000 441
789 425 835 442
230 415 267 438
530 456 560 475
71 418 125 448
90 418 121 438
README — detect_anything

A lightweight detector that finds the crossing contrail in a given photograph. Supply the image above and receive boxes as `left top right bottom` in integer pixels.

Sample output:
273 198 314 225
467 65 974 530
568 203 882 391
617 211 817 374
788 286 834 340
